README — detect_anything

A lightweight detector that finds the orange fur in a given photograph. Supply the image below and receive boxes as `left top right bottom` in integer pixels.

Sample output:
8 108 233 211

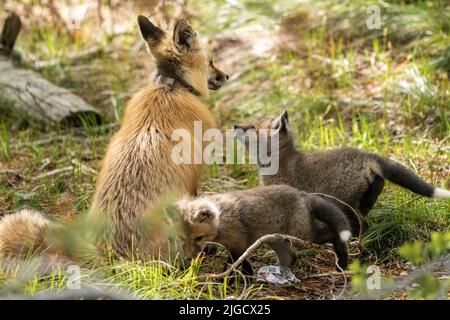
0 17 227 263
88 17 223 259
90 86 216 258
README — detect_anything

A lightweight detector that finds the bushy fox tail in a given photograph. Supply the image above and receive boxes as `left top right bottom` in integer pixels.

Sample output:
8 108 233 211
309 196 352 242
309 196 351 270
0 209 53 259
375 156 450 199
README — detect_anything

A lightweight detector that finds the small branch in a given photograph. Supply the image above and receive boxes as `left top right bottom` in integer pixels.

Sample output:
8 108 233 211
31 166 74 181
0 169 30 181
71 159 98 175
305 271 354 278
328 249 348 299
31 160 98 181
203 233 319 280
347 254 450 300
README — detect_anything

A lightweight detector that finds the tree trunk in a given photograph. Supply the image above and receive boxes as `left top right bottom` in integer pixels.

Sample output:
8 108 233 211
0 13 21 54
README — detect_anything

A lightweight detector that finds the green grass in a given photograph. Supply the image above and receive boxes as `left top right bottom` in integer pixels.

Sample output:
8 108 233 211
0 0 449 299
0 255 262 299
0 124 11 161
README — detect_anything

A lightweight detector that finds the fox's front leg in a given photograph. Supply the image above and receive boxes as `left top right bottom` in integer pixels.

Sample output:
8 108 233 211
225 251 254 276
269 240 296 268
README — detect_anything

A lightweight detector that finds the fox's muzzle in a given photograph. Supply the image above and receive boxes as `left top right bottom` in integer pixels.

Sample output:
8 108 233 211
208 72 229 90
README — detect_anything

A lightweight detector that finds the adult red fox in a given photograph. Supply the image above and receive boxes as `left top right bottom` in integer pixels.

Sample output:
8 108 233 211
0 16 228 262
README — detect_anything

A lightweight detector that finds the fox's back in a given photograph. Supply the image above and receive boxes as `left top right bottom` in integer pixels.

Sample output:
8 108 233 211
213 185 315 243
90 86 216 253
282 148 379 208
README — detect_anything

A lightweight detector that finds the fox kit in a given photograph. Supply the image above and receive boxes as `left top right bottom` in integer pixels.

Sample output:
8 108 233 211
0 16 228 261
176 185 352 274
234 110 450 236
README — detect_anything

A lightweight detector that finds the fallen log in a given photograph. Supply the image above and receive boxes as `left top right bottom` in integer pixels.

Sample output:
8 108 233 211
0 13 101 126
0 58 102 126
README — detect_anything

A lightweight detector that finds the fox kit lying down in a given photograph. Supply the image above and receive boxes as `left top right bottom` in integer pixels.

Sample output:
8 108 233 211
176 185 352 274
234 111 450 237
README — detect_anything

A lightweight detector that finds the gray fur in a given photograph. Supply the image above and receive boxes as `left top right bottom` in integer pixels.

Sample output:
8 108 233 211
235 111 446 235
177 185 351 272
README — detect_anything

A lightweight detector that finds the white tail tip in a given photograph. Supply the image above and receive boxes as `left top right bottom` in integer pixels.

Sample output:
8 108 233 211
433 188 450 199
340 230 351 242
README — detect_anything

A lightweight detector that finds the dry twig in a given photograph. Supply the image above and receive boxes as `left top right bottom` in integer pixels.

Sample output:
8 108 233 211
203 234 320 280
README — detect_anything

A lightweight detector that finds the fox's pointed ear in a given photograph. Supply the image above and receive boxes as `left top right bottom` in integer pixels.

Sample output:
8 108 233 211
138 15 164 43
281 110 289 123
194 209 213 223
173 19 198 52
194 202 218 223
272 110 289 132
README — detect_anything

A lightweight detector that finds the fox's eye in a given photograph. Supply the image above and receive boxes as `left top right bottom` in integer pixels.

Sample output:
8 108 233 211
195 236 204 242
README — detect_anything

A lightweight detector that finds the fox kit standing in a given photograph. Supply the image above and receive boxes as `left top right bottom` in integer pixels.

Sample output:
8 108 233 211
235 111 450 236
176 185 352 273
0 16 228 261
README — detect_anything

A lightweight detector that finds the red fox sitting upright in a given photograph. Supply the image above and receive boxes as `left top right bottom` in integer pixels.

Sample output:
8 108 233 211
0 16 228 262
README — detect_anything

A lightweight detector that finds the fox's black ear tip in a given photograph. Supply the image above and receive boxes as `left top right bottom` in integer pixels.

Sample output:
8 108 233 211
137 15 149 28
138 15 154 27
138 16 164 42
175 18 192 30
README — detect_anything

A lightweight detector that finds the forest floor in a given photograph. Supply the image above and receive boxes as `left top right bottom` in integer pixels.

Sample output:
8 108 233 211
0 0 449 299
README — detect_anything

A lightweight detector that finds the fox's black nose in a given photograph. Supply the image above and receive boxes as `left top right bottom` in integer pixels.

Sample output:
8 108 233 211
208 73 228 90
225 74 229 80
215 74 227 83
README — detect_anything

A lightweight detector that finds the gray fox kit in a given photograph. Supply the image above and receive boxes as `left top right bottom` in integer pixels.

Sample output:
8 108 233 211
234 110 450 237
175 185 352 274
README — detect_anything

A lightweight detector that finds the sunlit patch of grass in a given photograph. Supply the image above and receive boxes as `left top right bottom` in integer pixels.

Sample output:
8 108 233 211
363 190 450 261
0 254 263 299
0 124 11 161
1 0 448 299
